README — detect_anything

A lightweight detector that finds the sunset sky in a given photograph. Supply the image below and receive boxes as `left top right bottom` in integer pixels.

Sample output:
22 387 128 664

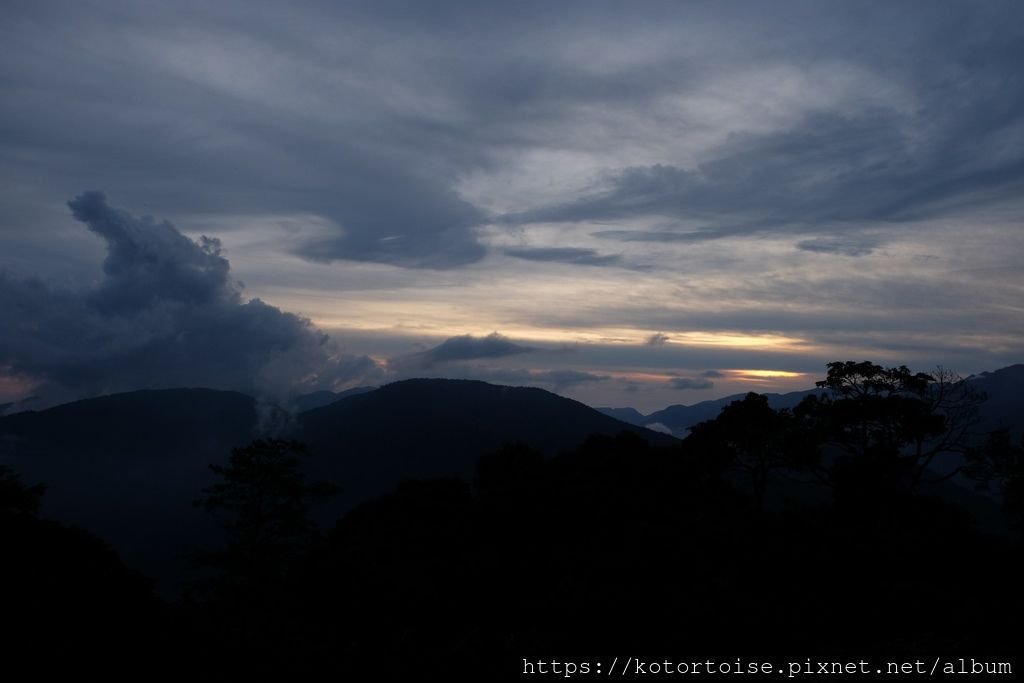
2 1 1023 411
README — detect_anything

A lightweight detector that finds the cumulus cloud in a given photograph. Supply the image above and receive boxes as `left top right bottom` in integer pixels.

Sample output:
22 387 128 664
0 193 379 406
388 332 537 373
67 192 238 313
668 376 715 390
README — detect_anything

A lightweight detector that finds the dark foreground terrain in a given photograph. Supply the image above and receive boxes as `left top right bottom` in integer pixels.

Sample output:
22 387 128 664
1 363 1021 680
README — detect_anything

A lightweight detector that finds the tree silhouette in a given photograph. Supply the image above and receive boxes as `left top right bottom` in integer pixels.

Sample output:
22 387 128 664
196 439 338 591
0 464 46 518
686 393 795 513
965 429 1024 536
0 464 164 679
797 362 983 499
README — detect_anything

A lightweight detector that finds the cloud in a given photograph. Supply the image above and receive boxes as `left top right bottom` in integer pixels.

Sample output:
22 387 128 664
668 377 715 390
593 229 723 243
701 370 724 378
459 367 610 391
503 247 622 267
511 98 1024 241
0 193 379 406
646 332 670 346
796 236 880 257
529 369 609 390
292 163 488 268
2 1 1024 406
67 191 237 313
389 332 536 373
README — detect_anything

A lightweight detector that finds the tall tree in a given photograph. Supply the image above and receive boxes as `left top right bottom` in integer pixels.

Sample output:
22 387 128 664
686 393 801 513
196 439 338 591
797 361 983 495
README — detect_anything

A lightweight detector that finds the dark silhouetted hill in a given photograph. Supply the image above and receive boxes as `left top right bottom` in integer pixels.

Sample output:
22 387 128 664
0 388 267 452
0 380 674 591
298 378 677 503
0 388 271 591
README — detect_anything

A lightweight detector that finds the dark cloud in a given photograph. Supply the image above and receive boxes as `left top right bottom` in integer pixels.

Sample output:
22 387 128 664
389 332 536 373
514 101 1024 239
458 367 609 391
530 369 609 390
701 370 724 378
68 192 237 313
0 193 379 405
503 247 622 267
796 236 880 257
668 377 715 390
292 159 487 268
646 332 670 346
5 3 1023 264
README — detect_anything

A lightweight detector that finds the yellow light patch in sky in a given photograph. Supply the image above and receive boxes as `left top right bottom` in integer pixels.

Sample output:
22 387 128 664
727 369 807 379
665 332 809 350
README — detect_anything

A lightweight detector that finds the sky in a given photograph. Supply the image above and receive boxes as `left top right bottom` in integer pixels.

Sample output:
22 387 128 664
2 0 1023 413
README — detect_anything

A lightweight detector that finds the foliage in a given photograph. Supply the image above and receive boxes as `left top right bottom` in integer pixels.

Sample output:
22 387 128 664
0 464 46 518
964 429 1024 535
797 361 983 492
686 393 799 512
195 439 338 589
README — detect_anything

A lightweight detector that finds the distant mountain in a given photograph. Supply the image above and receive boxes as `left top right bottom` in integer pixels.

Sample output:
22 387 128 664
596 406 647 426
967 364 1024 438
601 364 1024 438
298 378 677 504
290 386 376 413
637 388 824 436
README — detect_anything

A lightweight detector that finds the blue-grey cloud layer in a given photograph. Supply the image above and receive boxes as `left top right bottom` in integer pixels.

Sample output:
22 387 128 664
390 332 536 373
503 247 622 267
0 193 377 405
669 377 715 391
5 1 1021 267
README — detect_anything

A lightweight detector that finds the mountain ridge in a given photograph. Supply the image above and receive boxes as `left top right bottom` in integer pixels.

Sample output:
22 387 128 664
0 378 673 591
599 364 1024 437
